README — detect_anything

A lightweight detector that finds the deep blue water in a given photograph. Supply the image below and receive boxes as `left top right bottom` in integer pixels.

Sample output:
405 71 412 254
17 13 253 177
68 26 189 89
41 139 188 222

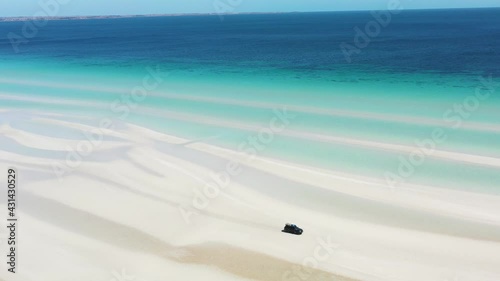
0 8 499 76
0 8 500 193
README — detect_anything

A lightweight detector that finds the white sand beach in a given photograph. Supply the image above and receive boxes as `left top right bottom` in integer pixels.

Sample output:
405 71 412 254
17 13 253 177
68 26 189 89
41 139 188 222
1 110 500 281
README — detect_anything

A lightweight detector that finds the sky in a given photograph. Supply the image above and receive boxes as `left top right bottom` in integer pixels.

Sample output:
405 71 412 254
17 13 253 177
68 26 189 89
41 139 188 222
1 0 500 17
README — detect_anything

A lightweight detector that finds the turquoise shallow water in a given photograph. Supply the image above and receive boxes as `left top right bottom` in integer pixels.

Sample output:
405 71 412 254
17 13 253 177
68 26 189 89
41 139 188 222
0 10 499 194
1 58 499 194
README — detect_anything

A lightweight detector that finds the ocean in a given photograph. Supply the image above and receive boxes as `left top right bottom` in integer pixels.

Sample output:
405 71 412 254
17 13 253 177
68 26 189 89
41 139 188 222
0 8 499 193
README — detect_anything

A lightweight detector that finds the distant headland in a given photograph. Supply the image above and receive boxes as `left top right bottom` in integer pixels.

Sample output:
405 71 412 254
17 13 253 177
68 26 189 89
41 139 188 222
0 12 288 22
0 7 498 22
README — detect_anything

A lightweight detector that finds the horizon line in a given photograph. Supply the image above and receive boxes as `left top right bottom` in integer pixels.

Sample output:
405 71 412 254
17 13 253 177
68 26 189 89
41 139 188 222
0 6 499 20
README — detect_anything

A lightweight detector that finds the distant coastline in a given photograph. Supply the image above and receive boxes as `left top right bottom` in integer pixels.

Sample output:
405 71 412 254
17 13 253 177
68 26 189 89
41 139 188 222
0 12 287 22
1 7 499 22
